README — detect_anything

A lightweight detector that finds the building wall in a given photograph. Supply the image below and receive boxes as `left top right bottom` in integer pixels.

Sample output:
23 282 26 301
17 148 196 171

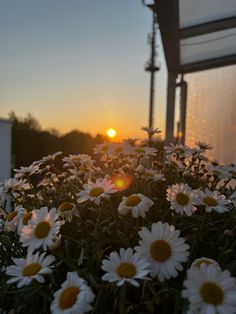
185 65 236 163
0 119 12 182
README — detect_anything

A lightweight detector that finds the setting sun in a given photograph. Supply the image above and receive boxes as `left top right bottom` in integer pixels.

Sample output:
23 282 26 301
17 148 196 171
107 128 117 138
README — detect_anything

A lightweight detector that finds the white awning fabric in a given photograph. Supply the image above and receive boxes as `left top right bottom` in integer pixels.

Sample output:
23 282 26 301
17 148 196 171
154 0 236 73
179 0 236 28
179 0 236 69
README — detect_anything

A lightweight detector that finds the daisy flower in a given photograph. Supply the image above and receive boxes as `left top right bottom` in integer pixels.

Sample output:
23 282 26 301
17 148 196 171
164 144 191 157
20 206 64 251
141 126 161 137
62 154 94 168
195 188 231 213
32 151 62 166
6 251 55 288
132 146 157 156
77 178 116 205
118 193 154 218
101 248 150 287
206 164 230 180
14 164 40 179
50 272 95 314
191 257 220 269
58 202 79 222
138 168 164 182
195 141 213 151
17 210 33 234
182 263 236 314
93 142 110 155
4 206 25 232
135 222 189 281
167 183 197 216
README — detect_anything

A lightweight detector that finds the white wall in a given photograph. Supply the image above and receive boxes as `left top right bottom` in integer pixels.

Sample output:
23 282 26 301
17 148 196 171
0 119 12 182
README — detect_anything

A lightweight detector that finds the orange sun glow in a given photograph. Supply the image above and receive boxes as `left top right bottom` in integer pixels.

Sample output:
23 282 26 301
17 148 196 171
107 128 117 138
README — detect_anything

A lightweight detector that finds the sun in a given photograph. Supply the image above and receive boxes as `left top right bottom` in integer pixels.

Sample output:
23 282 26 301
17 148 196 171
107 128 117 138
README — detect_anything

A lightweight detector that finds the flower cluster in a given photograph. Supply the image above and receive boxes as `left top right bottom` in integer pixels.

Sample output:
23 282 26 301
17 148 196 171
0 135 236 314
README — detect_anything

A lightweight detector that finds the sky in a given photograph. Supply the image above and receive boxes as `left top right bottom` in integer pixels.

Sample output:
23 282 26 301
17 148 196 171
0 0 167 140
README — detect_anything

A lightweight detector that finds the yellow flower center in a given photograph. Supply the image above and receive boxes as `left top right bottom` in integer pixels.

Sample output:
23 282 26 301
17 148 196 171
23 263 42 276
72 157 80 162
7 211 17 222
89 187 104 197
23 212 32 225
200 282 224 305
150 239 171 262
176 192 190 206
59 287 80 309
117 263 136 278
58 202 74 212
34 221 51 239
135 148 145 153
193 259 213 268
126 195 141 207
203 197 218 207
144 171 153 177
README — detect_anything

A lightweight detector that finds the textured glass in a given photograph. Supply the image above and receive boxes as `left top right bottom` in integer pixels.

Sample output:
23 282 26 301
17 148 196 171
185 65 236 163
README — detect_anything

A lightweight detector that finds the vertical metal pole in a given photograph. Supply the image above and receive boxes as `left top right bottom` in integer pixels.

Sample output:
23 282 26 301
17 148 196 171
148 12 156 141
179 80 187 145
165 72 177 144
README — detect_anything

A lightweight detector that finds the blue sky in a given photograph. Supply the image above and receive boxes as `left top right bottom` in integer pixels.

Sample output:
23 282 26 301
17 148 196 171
0 0 167 139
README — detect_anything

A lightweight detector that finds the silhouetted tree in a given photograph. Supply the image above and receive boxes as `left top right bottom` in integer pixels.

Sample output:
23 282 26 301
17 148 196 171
9 112 106 168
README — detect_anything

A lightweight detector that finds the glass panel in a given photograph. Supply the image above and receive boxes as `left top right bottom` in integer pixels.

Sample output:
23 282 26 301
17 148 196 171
180 28 236 64
185 65 236 163
180 0 236 28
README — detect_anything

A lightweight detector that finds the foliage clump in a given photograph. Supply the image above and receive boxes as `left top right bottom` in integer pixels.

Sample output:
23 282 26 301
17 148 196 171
0 133 236 314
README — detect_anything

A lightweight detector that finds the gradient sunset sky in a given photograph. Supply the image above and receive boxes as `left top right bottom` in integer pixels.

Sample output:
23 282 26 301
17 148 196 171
0 0 167 140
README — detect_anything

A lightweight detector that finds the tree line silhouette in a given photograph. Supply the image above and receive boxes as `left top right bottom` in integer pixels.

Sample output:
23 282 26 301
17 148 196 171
9 112 106 168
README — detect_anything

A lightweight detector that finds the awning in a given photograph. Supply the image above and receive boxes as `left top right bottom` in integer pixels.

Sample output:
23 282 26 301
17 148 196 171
153 0 236 74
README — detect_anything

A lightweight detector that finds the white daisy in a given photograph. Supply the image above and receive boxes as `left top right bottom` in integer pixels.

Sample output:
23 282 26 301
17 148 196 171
4 206 25 232
118 193 154 218
58 202 79 222
182 263 236 314
141 126 161 137
14 164 40 179
62 154 94 168
32 151 62 166
206 164 230 180
101 248 150 287
167 183 197 216
195 188 231 213
139 168 164 182
77 178 116 205
17 210 33 235
6 251 55 288
191 257 220 269
132 146 157 156
106 142 132 156
164 144 191 157
135 222 189 281
50 272 95 314
20 206 64 251
195 141 213 151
